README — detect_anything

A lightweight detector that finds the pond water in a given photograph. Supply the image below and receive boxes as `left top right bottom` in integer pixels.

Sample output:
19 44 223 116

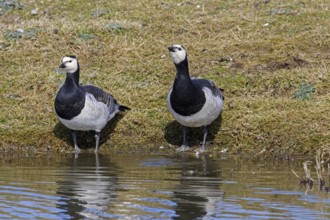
0 152 329 219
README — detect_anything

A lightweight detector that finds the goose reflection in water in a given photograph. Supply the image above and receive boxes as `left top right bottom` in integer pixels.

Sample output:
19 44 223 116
173 155 224 220
56 153 118 219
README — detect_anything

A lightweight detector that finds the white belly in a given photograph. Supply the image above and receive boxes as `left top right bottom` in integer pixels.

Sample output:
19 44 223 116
168 87 223 127
58 94 113 132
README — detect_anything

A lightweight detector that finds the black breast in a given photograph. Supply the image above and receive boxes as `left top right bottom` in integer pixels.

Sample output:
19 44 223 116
55 87 86 120
170 83 206 116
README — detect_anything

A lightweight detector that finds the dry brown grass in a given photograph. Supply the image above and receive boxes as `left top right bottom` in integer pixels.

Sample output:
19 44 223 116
0 0 329 156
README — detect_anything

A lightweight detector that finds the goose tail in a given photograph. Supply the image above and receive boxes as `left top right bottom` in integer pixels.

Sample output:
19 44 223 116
119 105 131 111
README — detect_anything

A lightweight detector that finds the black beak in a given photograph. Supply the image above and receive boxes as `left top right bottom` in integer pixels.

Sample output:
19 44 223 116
168 46 175 52
59 63 66 68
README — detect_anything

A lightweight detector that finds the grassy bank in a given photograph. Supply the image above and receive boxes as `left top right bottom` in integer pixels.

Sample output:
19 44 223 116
0 0 329 156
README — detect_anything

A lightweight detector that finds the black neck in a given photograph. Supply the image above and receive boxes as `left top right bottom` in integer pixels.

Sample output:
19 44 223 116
64 67 80 89
173 58 194 90
173 58 193 87
174 58 190 79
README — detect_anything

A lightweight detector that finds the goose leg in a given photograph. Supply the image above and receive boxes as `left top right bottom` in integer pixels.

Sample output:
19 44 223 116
176 126 190 152
201 126 208 151
72 130 81 153
195 126 208 155
94 131 101 153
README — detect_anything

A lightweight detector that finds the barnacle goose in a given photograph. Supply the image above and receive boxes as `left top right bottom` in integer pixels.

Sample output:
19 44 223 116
167 45 224 152
55 55 130 153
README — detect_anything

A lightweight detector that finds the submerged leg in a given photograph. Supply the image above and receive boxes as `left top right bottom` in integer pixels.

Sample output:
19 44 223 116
176 126 190 152
72 130 81 153
95 152 100 168
94 131 101 153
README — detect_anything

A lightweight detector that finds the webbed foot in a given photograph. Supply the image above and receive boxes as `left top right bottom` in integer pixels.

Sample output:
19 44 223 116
73 146 81 154
176 145 191 152
195 147 206 154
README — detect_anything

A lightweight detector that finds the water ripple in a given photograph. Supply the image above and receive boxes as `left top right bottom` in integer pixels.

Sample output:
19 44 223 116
0 154 329 219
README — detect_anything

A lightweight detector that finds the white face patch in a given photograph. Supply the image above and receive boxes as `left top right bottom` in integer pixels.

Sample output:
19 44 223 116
169 44 187 64
61 56 78 73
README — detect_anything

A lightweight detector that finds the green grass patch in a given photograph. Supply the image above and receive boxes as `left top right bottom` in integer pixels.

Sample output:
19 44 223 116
0 0 329 157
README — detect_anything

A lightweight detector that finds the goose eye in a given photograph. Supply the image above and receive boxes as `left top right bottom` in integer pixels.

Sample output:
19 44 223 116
178 48 182 51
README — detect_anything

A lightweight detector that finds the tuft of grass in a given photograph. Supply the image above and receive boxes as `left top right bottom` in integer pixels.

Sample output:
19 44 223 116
4 28 38 40
0 0 329 157
293 83 315 100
